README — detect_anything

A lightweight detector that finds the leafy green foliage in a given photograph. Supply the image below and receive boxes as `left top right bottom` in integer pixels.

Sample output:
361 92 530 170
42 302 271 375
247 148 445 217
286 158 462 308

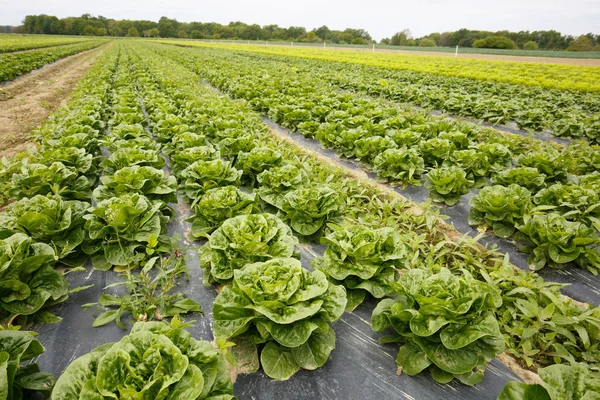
213 258 347 380
51 318 236 399
372 147 425 187
189 186 258 239
280 185 345 238
200 214 299 285
451 149 492 187
0 195 89 267
425 166 473 206
469 185 532 238
0 330 55 399
256 164 306 209
179 159 242 202
84 254 202 329
99 147 165 176
93 166 178 206
9 162 91 201
82 194 173 271
0 233 68 319
497 363 600 400
372 268 504 386
419 138 454 167
312 223 407 309
491 167 547 192
482 263 600 370
533 183 600 228
235 147 283 187
517 149 568 183
517 213 600 273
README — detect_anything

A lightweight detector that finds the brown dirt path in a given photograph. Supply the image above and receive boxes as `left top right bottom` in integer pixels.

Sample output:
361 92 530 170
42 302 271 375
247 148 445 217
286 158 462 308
0 45 106 158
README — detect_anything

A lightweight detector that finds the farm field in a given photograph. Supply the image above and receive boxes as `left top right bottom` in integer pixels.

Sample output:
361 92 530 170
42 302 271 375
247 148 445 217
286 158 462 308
0 33 96 53
0 36 108 83
1 39 600 400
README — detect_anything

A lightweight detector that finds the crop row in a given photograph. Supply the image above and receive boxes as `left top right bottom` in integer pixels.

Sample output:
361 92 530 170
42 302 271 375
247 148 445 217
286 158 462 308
0 39 108 83
156 40 600 93
213 49 600 142
130 42 600 385
0 34 94 53
146 43 600 279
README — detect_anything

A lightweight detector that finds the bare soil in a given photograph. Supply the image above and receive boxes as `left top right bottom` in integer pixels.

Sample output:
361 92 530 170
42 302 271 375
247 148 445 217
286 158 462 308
0 46 105 158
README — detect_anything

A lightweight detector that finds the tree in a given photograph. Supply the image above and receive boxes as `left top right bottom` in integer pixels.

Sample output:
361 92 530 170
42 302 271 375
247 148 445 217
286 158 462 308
380 38 391 45
390 29 411 46
157 16 178 37
523 41 538 50
315 25 331 40
149 28 159 37
306 31 317 42
419 38 436 47
127 27 140 37
178 30 187 38
190 30 202 39
567 36 593 51
83 25 97 36
473 36 518 49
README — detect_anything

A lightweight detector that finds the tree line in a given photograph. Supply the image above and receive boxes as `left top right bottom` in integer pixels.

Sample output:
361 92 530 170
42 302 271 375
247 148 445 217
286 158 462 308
383 28 600 51
10 15 600 51
17 14 372 44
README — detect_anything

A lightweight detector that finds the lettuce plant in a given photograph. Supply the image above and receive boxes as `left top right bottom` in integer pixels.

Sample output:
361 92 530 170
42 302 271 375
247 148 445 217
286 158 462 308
419 138 454 167
469 184 532 238
516 213 600 273
517 148 568 183
163 132 210 156
235 147 283 187
35 146 98 184
478 143 512 170
491 167 546 192
371 268 504 386
9 162 91 201
0 330 55 399
0 233 68 319
83 194 172 271
372 147 425 187
353 136 397 165
312 223 407 310
100 148 165 176
451 149 491 187
189 186 257 239
280 185 344 238
256 164 305 209
93 166 178 206
438 131 470 149
0 195 89 267
533 183 600 227
51 318 236 399
213 258 347 380
425 166 473 206
179 159 242 202
497 363 600 400
387 129 422 147
200 213 299 285
170 145 219 176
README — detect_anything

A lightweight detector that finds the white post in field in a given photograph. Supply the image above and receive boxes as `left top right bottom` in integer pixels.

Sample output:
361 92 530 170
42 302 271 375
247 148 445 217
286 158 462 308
323 41 326 48
455 45 458 57
291 41 293 47
372 43 375 53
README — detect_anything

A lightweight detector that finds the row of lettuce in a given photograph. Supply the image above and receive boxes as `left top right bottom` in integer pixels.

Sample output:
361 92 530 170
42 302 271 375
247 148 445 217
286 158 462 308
145 43 600 278
159 41 600 92
0 39 108 83
1 40 599 399
0 34 94 53
130 42 600 395
162 43 600 142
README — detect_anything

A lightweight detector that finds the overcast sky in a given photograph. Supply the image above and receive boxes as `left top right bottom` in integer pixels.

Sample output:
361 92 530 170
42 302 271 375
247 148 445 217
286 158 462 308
1 0 598 39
